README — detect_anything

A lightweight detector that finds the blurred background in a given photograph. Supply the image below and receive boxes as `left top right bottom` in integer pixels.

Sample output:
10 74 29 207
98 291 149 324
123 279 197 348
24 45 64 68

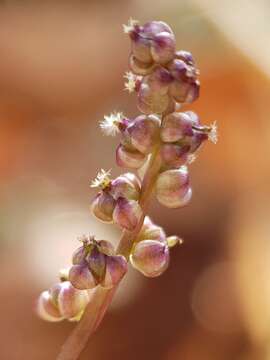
1 0 270 359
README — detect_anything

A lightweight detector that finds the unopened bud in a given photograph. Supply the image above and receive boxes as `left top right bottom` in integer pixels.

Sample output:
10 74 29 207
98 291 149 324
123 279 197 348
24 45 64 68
131 34 153 63
69 264 97 290
129 54 154 76
101 255 128 289
167 235 183 248
160 143 190 168
130 240 170 277
97 240 115 256
161 112 195 142
87 246 106 282
91 192 116 223
155 168 192 208
113 197 142 231
72 245 88 265
116 144 147 169
110 173 141 200
58 281 89 319
138 83 170 114
143 21 173 36
169 79 200 104
151 32 176 64
139 223 166 243
37 290 63 322
127 114 161 154
175 50 195 65
143 67 173 95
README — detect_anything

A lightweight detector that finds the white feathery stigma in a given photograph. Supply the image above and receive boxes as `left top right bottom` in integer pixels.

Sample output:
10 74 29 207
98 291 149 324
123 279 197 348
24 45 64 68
124 72 137 93
91 169 111 189
100 112 123 136
208 121 218 144
123 18 139 34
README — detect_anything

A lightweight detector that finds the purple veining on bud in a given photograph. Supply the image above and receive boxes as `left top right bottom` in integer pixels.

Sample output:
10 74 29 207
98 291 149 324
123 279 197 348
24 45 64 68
160 143 190 168
101 255 128 289
116 144 147 169
110 173 141 200
151 32 176 64
175 50 195 65
69 264 97 290
161 112 195 142
87 246 106 282
138 82 170 114
113 197 142 231
127 114 161 154
129 54 154 76
155 167 191 208
58 281 89 319
91 192 116 223
37 291 63 322
143 21 173 36
130 240 170 277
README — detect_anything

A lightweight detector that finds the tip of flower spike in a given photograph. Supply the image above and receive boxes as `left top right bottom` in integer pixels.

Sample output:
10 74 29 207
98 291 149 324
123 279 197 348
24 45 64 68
124 72 137 93
91 169 111 189
100 112 124 136
208 121 218 144
123 18 139 34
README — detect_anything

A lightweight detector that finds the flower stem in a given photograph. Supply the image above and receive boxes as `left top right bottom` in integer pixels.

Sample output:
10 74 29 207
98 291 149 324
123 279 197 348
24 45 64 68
56 147 162 360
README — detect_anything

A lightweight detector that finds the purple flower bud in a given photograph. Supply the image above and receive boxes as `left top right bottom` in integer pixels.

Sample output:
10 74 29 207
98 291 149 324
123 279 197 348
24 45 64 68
57 281 89 319
142 67 173 94
169 79 200 103
138 83 170 114
143 21 173 36
72 245 88 265
155 167 191 208
168 59 191 82
184 110 200 126
36 290 63 322
110 173 141 200
151 32 176 64
139 223 167 243
87 246 106 282
122 172 141 194
175 50 195 65
130 240 170 277
101 255 128 289
116 144 147 169
131 34 153 63
188 131 208 152
161 112 194 142
97 240 115 256
129 54 154 76
69 264 97 290
127 114 161 154
113 197 142 231
91 192 116 223
160 143 190 168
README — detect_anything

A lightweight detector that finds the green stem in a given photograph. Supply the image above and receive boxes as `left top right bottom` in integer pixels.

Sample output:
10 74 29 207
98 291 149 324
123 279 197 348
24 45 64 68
56 147 161 360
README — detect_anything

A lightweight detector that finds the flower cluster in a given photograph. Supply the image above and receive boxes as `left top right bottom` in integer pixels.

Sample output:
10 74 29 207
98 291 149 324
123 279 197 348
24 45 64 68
37 19 217 328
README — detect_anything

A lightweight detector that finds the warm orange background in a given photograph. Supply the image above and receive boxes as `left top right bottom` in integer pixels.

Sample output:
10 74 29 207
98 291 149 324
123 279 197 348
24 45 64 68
1 1 270 359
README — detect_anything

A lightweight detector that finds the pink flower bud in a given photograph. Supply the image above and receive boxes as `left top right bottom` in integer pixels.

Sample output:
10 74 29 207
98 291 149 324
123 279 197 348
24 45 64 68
58 281 89 319
91 192 116 223
175 50 195 65
37 290 63 322
151 32 176 64
86 246 106 282
72 245 88 265
169 79 200 103
131 34 152 63
143 21 173 36
69 264 97 290
110 173 141 200
142 67 173 95
101 255 128 289
161 112 194 142
122 172 141 194
127 114 161 154
130 240 170 277
138 83 170 114
139 223 166 243
169 59 197 82
155 168 192 208
129 54 154 76
160 143 190 168
113 197 142 231
189 131 208 152
97 240 115 256
116 144 147 169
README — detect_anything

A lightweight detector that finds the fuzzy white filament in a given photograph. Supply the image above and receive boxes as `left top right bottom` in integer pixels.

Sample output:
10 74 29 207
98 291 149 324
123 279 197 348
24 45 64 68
100 113 123 136
124 72 137 93
91 169 111 188
122 18 139 34
208 121 218 144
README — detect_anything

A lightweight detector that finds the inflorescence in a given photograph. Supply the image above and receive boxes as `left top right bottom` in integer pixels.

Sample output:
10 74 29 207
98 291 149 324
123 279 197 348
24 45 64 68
37 18 217 328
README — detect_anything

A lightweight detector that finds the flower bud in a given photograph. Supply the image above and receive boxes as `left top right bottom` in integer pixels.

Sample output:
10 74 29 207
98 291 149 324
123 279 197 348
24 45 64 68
101 255 128 289
188 131 208 152
91 192 116 223
116 144 147 169
127 114 161 154
87 246 106 282
138 83 170 114
143 67 173 95
129 54 154 76
143 21 173 36
110 173 141 201
175 50 195 65
113 197 142 231
69 264 97 290
58 281 89 319
151 32 176 64
72 245 88 265
155 168 191 208
169 79 200 103
97 240 115 256
37 290 63 322
160 143 190 168
130 240 169 277
131 34 152 63
161 112 194 142
139 223 166 243
122 172 141 194
169 59 197 82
